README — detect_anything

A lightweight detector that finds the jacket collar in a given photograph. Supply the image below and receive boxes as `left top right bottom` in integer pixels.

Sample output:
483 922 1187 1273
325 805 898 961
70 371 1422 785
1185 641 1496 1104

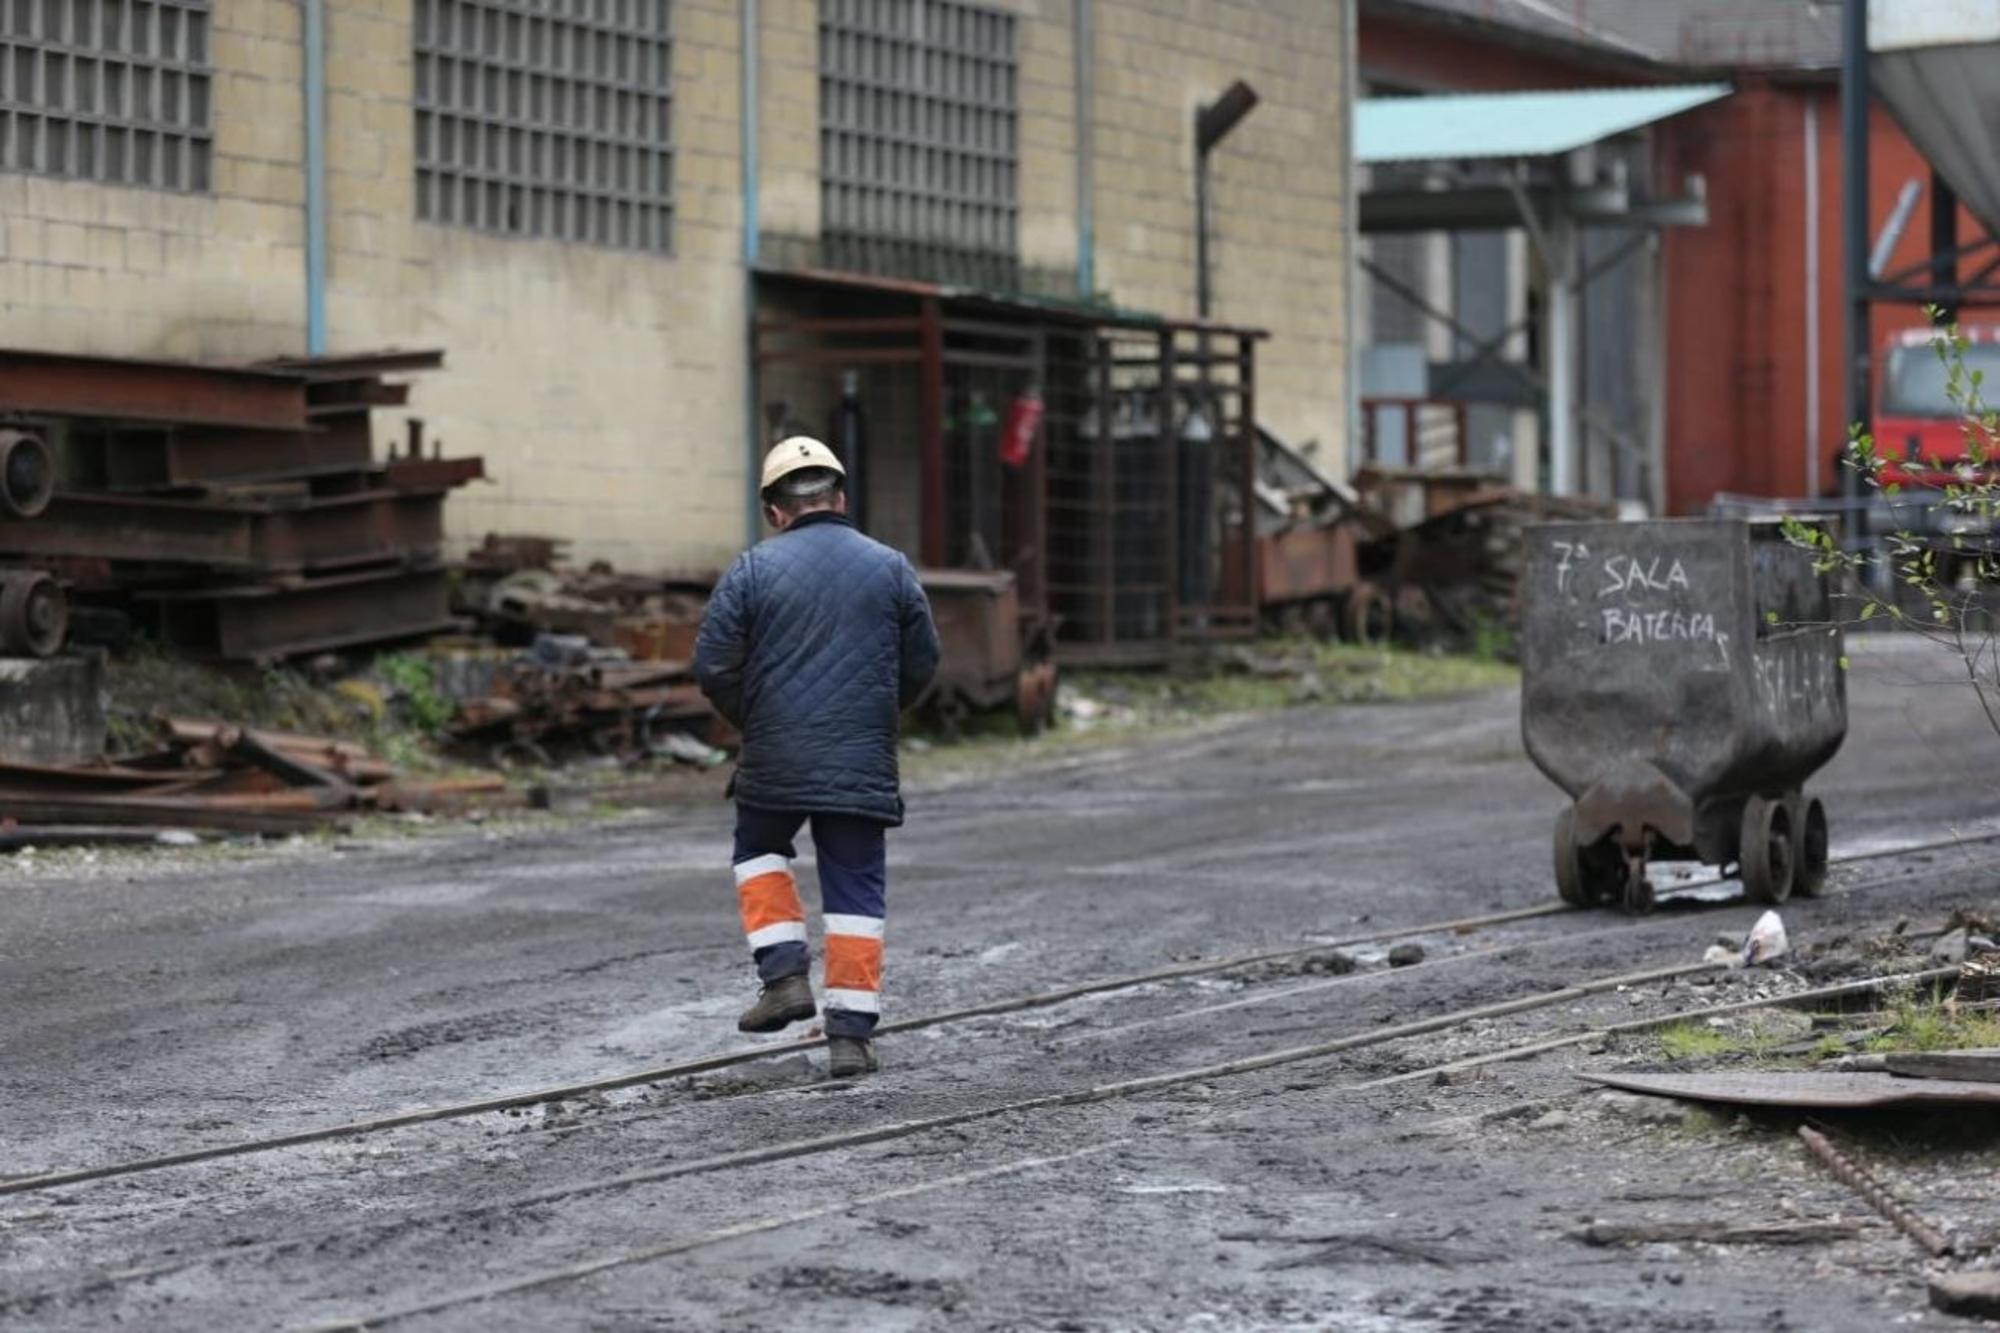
786 510 852 533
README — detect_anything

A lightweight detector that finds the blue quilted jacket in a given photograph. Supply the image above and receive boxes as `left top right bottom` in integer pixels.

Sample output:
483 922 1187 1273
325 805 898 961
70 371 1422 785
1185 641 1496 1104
695 512 941 824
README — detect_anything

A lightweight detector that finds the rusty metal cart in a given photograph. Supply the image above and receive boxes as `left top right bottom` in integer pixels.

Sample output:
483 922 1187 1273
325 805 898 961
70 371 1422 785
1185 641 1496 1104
918 568 1058 739
1521 518 1846 912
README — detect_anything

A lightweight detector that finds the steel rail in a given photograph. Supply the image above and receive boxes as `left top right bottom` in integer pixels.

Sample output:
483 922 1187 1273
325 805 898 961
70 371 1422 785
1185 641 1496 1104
14 957 1721 1314
322 962 1965 1330
307 1139 1137 1331
5 829 1993 1202
11 958 1973 1320
367 855 2000 1157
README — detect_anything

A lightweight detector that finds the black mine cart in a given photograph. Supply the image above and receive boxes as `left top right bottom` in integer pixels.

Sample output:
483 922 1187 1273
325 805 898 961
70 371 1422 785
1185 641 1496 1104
1521 519 1847 912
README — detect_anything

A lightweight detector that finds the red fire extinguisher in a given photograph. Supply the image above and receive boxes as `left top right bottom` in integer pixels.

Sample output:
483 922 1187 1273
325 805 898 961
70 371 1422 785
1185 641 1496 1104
999 387 1043 469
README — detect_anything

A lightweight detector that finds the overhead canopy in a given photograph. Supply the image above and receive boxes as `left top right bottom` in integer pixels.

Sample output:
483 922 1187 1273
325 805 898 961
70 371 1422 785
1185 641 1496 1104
1356 84 1730 164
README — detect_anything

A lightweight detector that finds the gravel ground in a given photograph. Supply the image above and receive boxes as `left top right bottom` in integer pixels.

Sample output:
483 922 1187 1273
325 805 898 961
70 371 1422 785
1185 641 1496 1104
2 635 1998 1331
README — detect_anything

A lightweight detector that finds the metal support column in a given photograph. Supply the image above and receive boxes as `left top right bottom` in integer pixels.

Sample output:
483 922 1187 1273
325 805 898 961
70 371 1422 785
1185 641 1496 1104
1841 0 1871 514
918 297 946 568
1547 208 1581 496
1932 169 1960 324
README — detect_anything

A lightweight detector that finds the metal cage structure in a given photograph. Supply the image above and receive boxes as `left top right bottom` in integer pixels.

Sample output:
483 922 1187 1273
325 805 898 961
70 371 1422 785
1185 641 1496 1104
750 269 1263 666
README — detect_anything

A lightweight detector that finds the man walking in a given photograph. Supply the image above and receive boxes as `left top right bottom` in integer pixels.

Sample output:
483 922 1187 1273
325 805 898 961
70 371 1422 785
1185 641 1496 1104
695 436 940 1078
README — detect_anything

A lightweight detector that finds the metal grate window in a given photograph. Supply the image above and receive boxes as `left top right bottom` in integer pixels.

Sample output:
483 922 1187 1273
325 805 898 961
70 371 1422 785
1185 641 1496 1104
0 0 212 191
819 0 1018 288
414 0 674 252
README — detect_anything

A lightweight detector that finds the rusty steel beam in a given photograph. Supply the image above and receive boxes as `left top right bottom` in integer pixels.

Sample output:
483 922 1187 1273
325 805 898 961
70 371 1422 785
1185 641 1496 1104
145 565 456 660
379 456 486 491
306 380 411 411
256 349 446 381
0 488 450 572
90 418 375 491
0 350 307 429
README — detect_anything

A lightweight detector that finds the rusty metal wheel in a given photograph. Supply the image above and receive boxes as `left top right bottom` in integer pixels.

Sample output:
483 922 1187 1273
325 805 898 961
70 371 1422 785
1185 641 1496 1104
0 431 53 519
1304 598 1339 643
1554 806 1623 909
1740 794 1795 904
1554 807 1588 907
1344 583 1392 647
1016 661 1057 737
1793 795 1828 897
0 570 66 657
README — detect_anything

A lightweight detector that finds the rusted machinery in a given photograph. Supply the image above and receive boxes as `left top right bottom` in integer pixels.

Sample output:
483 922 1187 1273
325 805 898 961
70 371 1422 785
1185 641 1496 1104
918 569 1058 738
1238 518 1397 646
1522 519 1846 913
0 348 481 660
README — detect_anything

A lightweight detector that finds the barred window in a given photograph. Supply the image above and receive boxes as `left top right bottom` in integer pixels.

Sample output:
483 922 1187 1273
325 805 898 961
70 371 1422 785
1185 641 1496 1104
0 0 212 191
414 0 674 253
819 0 1018 288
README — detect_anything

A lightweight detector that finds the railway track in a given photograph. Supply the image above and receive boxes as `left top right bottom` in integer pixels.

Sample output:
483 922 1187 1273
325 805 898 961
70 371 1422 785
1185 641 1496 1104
303 960 1963 1329
3 828 1993 1205
7 833 1989 1324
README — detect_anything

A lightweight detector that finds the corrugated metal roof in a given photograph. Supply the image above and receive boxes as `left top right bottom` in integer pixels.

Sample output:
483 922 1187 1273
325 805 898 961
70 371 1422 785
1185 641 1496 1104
1356 84 1730 163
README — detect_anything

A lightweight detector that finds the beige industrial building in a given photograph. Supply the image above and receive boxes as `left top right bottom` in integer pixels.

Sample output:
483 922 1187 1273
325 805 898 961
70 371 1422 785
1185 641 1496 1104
0 0 1353 571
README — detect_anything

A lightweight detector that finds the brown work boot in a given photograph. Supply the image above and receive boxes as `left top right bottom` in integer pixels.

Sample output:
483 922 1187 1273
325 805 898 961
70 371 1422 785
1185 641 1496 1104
737 974 816 1033
827 1036 879 1079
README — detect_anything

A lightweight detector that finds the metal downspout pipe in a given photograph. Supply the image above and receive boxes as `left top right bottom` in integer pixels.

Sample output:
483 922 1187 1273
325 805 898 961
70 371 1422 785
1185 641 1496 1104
1074 0 1093 298
741 0 762 546
303 0 327 355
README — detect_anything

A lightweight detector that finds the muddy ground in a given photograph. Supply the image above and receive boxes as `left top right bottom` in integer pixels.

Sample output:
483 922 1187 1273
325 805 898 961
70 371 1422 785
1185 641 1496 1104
2 635 1998 1331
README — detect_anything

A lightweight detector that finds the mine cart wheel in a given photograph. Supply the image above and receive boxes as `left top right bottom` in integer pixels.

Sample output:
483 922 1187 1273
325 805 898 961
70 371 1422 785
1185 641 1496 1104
0 570 67 657
1278 602 1310 640
1016 661 1058 737
1344 583 1393 648
1792 795 1829 898
935 692 970 744
1304 598 1339 643
1554 807 1623 909
1620 851 1655 916
1740 795 1796 904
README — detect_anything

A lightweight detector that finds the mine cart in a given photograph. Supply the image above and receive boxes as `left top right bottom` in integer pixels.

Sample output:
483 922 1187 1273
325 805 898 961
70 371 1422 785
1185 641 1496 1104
918 569 1058 739
1521 519 1846 912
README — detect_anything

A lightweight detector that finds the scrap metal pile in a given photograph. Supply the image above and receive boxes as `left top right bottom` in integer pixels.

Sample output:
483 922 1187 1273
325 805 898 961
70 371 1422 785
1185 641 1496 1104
1249 432 1615 652
0 717 507 840
0 348 482 661
443 535 731 767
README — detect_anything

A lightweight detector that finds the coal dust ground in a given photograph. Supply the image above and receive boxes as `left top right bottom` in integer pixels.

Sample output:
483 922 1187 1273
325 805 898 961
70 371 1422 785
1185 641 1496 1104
3 635 1998 1332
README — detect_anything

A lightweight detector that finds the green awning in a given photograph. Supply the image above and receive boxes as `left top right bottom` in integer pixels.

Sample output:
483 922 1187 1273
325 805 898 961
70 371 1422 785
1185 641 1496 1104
1356 84 1731 164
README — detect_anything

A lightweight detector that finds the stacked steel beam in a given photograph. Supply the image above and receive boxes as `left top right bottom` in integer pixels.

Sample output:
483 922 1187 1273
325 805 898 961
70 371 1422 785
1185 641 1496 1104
0 348 483 660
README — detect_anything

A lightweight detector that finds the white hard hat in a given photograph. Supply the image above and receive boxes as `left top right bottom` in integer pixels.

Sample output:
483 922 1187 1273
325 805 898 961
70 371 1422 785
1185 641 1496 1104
761 435 846 495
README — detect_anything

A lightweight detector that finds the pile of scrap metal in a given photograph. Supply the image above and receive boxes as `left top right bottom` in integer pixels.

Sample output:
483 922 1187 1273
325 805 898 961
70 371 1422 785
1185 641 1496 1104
1244 430 1614 651
0 347 482 661
446 632 731 769
1353 466 1618 651
441 537 730 766
458 533 713 660
0 717 507 841
452 534 1058 748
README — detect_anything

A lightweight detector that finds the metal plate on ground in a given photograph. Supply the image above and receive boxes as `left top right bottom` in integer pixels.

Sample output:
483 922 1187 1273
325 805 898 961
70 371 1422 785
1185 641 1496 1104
1584 1070 2000 1109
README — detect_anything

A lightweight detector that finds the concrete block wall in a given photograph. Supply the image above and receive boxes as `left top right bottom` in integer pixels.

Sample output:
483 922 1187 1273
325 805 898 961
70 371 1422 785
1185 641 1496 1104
0 0 1351 572
0 0 305 359
1088 0 1351 460
323 0 749 572
0 0 753 574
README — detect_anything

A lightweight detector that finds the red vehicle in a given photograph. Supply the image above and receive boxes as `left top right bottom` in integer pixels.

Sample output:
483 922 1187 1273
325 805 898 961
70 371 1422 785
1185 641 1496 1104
1875 325 2000 489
